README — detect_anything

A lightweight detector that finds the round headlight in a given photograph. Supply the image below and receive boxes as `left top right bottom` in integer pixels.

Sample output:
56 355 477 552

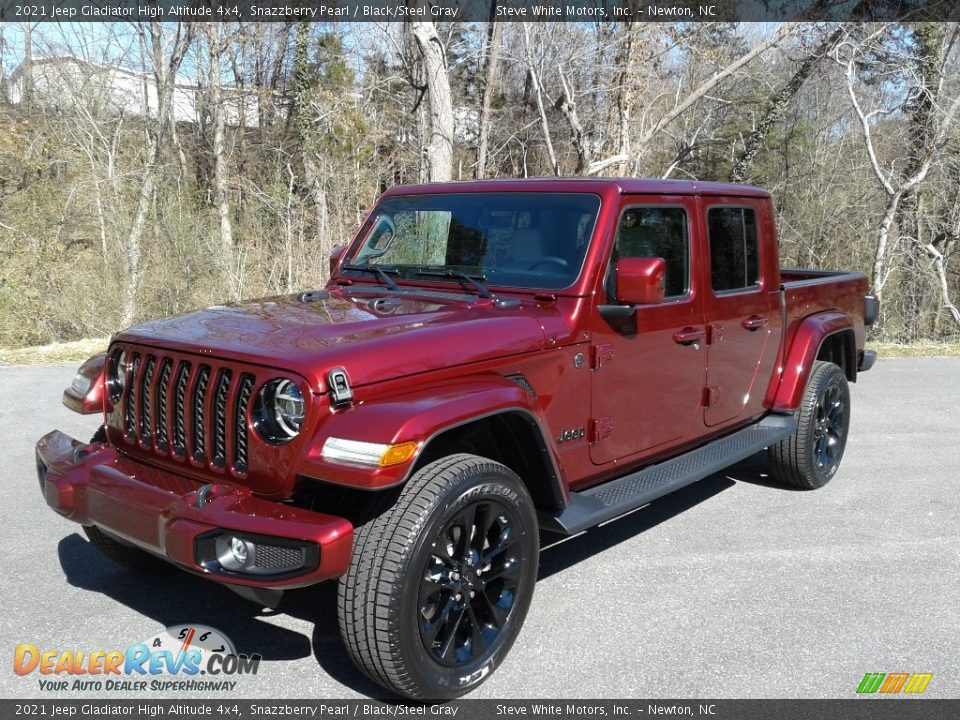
107 350 127 403
273 380 305 436
252 378 306 444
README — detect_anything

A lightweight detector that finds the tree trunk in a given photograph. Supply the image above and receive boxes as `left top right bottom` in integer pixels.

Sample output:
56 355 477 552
730 26 846 183
410 14 454 183
122 141 157 328
522 24 560 177
205 25 236 295
475 15 502 180
121 22 192 327
291 22 330 274
21 22 33 108
612 22 637 176
555 67 589 174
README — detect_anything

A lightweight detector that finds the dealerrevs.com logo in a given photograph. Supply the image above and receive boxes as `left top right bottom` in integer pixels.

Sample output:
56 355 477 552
14 625 261 693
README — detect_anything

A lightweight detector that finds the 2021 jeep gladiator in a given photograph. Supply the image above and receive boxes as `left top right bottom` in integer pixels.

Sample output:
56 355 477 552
37 178 876 698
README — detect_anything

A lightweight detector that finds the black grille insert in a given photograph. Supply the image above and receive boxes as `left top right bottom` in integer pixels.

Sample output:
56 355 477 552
234 374 255 474
115 349 257 477
124 353 140 440
139 356 155 444
191 366 211 461
211 370 232 468
156 359 172 451
173 361 191 456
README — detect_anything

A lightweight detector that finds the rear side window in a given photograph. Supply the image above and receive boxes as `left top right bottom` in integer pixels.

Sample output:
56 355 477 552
708 207 759 292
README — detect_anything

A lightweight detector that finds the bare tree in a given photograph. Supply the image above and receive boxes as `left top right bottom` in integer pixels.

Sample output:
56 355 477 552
584 24 800 175
409 11 453 182
202 24 237 296
121 22 192 327
21 22 33 108
838 24 960 318
521 23 560 176
475 12 502 179
730 25 847 183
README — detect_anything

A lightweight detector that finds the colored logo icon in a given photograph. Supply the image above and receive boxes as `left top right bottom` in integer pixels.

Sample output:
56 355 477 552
857 672 933 694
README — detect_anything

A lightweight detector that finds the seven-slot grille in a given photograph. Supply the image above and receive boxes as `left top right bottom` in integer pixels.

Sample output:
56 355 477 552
116 349 256 475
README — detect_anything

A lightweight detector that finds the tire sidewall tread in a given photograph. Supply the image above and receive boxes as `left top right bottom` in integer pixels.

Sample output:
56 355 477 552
769 361 851 489
337 453 538 700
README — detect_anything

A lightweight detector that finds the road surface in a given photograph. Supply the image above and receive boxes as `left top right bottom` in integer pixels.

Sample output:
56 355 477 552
1 358 957 699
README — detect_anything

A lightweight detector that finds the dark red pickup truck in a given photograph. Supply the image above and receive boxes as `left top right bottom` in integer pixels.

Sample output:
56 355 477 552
37 178 876 698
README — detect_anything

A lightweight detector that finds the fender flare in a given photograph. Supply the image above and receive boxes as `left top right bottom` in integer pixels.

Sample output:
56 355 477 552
771 311 854 411
295 376 565 498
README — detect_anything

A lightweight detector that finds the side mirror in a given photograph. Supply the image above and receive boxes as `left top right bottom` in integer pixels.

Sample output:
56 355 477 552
616 256 666 305
598 257 666 320
329 245 346 276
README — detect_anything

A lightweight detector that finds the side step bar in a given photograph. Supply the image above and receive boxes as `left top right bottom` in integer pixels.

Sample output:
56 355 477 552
539 414 797 535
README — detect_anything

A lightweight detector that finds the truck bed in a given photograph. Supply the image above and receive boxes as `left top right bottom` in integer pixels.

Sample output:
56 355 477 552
780 266 872 376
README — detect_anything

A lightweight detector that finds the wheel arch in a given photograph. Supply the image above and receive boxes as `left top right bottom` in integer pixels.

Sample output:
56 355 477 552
294 378 567 512
412 410 567 513
815 329 857 382
772 311 857 411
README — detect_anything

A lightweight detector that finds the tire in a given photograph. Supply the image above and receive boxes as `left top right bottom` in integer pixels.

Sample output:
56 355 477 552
769 361 851 489
83 526 175 573
337 453 539 699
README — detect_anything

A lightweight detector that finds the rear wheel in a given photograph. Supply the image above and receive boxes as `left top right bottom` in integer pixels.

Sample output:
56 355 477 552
769 361 851 489
337 454 539 699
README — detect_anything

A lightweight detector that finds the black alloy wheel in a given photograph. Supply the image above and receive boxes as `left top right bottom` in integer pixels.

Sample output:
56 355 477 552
337 453 538 699
769 360 851 489
418 499 524 667
813 381 847 474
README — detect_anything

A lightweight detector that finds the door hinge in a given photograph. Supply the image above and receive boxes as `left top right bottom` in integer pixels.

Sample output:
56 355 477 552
707 324 723 345
702 386 720 407
592 344 615 369
591 417 613 442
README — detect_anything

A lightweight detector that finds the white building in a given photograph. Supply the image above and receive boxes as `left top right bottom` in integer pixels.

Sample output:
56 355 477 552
3 55 263 127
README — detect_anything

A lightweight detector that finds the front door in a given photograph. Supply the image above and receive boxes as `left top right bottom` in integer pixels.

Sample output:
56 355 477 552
589 196 707 466
701 198 781 427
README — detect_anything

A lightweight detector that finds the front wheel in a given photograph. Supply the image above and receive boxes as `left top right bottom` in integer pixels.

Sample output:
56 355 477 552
337 454 539 699
769 360 851 489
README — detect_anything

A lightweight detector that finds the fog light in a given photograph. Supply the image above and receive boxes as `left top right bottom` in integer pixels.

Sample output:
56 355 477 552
216 534 255 572
230 536 250 565
198 532 319 578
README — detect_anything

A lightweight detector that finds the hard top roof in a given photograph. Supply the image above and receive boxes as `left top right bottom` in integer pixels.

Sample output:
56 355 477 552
381 177 770 198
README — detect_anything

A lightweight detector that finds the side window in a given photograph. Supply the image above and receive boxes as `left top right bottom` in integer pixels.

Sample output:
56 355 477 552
613 207 689 297
708 207 760 292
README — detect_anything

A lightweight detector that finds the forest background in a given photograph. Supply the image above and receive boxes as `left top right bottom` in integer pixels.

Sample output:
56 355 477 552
1 16 958 357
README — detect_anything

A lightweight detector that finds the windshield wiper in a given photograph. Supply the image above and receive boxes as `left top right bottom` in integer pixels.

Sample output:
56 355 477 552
415 269 495 300
342 264 400 291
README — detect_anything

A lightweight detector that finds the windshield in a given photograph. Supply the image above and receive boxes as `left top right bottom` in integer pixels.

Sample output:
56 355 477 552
346 192 601 291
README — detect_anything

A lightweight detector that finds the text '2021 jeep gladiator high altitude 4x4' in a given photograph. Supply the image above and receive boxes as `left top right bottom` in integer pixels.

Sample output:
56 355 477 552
37 179 876 699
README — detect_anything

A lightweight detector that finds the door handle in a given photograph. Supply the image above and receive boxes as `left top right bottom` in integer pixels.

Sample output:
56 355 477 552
741 315 769 331
673 327 707 345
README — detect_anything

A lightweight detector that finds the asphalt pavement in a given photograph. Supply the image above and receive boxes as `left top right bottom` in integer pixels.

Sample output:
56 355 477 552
1 357 957 699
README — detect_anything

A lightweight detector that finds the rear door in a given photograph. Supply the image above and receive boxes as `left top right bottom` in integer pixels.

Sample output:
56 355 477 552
701 198 781 427
589 195 707 465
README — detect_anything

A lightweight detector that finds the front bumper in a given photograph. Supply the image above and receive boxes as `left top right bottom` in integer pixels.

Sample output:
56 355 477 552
35 430 353 589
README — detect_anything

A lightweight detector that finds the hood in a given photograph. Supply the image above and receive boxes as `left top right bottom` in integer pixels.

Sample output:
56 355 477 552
115 288 551 391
